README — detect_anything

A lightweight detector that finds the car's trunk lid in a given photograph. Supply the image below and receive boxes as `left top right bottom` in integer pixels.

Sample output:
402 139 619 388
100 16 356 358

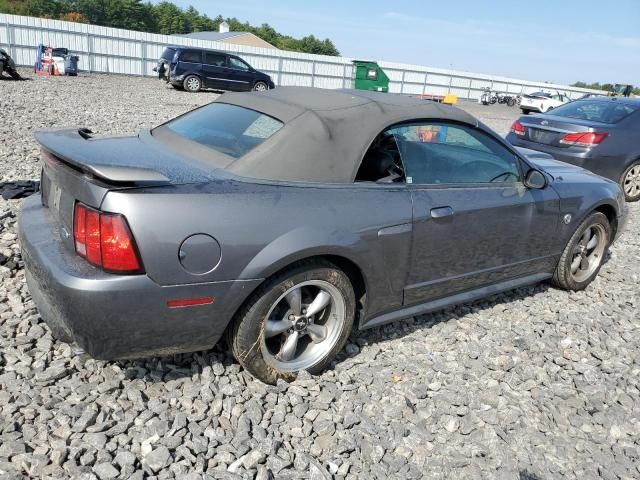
36 128 220 245
519 115 612 147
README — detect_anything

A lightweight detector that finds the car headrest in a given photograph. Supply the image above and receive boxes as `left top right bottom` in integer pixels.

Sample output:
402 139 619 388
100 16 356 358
359 149 395 181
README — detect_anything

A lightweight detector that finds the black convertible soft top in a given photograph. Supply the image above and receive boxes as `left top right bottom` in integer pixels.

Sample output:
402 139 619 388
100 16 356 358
213 87 479 183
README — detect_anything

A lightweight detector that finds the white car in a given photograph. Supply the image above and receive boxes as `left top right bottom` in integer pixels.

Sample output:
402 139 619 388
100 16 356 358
520 91 571 114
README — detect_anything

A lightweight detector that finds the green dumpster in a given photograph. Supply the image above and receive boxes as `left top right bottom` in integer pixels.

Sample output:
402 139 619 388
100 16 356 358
352 60 389 92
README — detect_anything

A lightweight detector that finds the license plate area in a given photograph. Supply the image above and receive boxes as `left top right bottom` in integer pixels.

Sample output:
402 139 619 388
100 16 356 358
50 182 62 212
530 128 556 144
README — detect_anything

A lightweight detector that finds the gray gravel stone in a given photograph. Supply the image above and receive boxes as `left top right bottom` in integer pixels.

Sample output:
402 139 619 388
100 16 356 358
0 69 639 480
144 445 171 473
93 462 119 479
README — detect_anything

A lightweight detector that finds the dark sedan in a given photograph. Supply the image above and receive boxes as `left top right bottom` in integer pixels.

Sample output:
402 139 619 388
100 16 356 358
20 88 626 383
507 97 640 201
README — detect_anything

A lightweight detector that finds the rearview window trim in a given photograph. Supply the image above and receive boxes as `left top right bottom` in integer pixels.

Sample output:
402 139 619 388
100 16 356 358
152 102 284 162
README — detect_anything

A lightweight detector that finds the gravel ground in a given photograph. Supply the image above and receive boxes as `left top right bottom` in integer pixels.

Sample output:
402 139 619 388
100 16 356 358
1 69 639 480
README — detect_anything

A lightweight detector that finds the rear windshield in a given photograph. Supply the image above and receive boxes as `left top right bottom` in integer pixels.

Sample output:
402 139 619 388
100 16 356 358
160 47 176 62
528 91 551 97
547 100 640 124
161 103 283 158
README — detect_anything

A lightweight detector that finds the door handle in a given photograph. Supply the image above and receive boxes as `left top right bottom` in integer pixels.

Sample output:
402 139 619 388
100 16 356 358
430 206 454 218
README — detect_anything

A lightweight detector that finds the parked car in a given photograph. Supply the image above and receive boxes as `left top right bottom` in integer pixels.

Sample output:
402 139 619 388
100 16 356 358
577 93 607 100
0 47 21 79
154 46 274 93
507 97 640 201
520 91 571 114
20 87 627 383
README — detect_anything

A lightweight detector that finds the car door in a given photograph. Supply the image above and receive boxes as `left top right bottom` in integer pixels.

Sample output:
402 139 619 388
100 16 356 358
389 122 561 305
225 56 256 91
177 49 203 78
201 51 228 89
549 94 564 110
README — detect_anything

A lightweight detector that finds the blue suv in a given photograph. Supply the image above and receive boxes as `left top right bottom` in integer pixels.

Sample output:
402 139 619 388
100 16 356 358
156 46 275 93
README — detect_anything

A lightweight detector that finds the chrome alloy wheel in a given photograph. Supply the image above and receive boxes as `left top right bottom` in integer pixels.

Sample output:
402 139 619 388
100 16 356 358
570 223 607 282
261 280 345 372
254 82 268 91
623 165 640 199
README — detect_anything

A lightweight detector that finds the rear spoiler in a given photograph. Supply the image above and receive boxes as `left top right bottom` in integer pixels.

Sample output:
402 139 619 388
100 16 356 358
35 129 171 185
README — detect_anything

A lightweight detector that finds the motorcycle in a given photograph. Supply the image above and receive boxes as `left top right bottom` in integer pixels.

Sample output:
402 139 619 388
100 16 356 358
0 48 21 79
480 88 497 105
496 92 517 107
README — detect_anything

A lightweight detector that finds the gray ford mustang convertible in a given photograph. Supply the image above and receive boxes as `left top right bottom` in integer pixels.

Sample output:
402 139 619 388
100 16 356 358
20 87 627 383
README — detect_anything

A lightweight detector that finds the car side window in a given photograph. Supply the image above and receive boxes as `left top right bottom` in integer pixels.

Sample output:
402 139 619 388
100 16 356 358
180 50 202 63
204 52 226 67
390 123 521 185
229 57 250 71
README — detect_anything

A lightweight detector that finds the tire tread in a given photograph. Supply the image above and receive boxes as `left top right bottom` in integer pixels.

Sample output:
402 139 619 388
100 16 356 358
551 212 610 290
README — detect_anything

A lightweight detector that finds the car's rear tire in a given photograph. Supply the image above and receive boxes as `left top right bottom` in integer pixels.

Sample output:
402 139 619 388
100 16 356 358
183 75 201 93
551 212 611 291
621 161 640 202
229 260 356 384
253 81 269 92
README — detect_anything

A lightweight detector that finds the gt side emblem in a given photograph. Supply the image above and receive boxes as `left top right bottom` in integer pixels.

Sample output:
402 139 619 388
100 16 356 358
563 214 572 224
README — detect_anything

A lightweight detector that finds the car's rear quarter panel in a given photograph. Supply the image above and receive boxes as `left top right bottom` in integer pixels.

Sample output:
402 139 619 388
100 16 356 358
101 181 414 319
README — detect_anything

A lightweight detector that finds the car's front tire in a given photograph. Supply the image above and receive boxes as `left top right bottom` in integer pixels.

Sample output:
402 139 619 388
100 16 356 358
253 81 269 92
183 75 202 93
229 260 356 384
552 212 611 291
621 161 640 202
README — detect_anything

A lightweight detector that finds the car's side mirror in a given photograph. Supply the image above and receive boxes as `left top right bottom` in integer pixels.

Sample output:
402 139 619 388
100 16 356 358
524 169 547 189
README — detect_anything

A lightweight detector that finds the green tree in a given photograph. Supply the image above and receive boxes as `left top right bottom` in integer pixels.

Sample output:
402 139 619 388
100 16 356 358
0 0 341 56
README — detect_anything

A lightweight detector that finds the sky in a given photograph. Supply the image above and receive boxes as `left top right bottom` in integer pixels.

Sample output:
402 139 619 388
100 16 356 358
153 0 640 85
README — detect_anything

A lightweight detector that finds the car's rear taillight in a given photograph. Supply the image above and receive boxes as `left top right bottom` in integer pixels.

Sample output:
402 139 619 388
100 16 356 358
511 120 525 136
73 202 143 273
559 132 608 147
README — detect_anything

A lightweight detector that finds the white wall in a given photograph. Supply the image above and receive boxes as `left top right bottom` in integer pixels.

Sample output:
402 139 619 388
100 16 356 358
0 13 602 99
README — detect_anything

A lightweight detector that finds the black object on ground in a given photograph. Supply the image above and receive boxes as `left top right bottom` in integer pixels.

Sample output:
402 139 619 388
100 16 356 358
0 180 40 200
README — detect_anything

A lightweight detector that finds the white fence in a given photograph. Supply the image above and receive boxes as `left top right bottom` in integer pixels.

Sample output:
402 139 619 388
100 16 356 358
1 13 601 100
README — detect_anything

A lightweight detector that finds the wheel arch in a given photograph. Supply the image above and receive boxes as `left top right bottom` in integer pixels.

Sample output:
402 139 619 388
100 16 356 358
183 73 203 88
252 79 269 89
227 252 369 339
593 203 619 240
622 156 640 175
568 200 619 243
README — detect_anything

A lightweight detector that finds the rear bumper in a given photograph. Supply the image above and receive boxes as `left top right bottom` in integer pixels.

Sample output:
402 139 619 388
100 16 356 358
19 195 261 360
506 134 622 182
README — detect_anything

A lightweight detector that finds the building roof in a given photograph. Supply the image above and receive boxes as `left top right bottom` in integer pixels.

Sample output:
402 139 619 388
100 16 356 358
180 31 277 49
180 31 244 41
